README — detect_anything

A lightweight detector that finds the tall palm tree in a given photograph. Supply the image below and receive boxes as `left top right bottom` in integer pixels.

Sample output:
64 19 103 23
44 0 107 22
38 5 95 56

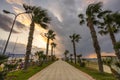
23 4 50 69
69 33 81 64
45 30 56 59
64 50 69 61
98 11 120 60
78 2 104 72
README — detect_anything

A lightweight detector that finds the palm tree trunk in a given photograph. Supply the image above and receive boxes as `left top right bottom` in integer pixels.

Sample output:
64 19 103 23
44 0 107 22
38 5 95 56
51 46 53 56
88 18 104 73
51 46 53 61
46 38 50 60
24 21 35 70
73 41 77 64
110 66 120 80
108 25 120 60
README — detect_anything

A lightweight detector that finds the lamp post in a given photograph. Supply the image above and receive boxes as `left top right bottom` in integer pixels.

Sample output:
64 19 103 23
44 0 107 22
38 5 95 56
2 10 30 55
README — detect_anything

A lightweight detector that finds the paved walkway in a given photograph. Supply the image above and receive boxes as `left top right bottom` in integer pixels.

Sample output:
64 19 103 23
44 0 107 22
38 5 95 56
29 60 94 80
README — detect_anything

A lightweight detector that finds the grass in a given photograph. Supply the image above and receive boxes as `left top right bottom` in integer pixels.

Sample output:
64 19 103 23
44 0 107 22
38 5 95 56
6 61 54 80
68 62 116 80
0 67 2 71
86 61 98 70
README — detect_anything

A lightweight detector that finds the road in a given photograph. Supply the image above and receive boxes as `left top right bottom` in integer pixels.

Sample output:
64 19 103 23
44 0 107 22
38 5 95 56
29 60 94 80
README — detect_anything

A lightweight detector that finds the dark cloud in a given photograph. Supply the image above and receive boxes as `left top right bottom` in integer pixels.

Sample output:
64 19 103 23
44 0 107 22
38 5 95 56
43 0 120 57
0 13 26 33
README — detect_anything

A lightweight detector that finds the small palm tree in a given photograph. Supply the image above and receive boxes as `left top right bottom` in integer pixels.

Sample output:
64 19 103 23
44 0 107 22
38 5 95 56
64 50 69 61
23 4 50 69
77 54 82 64
69 33 81 64
78 2 104 72
70 54 73 63
98 11 120 60
51 42 56 56
51 42 56 61
35 51 44 66
45 30 56 60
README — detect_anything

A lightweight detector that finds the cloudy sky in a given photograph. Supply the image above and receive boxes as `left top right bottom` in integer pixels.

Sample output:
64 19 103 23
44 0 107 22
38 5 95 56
0 0 120 58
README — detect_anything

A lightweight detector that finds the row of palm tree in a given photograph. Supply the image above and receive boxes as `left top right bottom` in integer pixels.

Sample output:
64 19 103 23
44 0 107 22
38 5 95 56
51 42 57 61
64 50 69 61
63 50 83 66
22 4 56 69
78 2 120 73
45 30 56 60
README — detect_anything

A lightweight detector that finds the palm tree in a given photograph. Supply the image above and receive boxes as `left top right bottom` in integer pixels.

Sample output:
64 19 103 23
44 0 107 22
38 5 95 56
78 2 104 72
98 11 120 60
51 42 56 61
45 30 56 59
23 4 50 69
51 42 56 56
69 33 81 64
70 54 73 63
53 43 57 56
77 54 82 65
64 50 69 61
35 51 44 66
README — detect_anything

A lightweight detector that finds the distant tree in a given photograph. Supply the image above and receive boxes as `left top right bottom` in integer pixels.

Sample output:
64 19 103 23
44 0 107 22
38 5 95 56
69 33 81 64
70 54 73 63
35 51 44 66
51 42 57 61
45 30 56 60
77 54 82 64
64 50 69 61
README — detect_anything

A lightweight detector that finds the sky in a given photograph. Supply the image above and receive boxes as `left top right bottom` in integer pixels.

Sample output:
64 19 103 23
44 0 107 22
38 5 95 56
0 0 120 58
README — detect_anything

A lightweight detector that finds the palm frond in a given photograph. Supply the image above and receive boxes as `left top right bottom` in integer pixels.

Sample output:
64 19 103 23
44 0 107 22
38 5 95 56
93 20 101 25
98 26 104 29
78 14 84 19
23 4 51 29
86 2 103 16
111 26 120 33
39 23 48 29
98 30 108 35
97 10 112 18
79 20 85 25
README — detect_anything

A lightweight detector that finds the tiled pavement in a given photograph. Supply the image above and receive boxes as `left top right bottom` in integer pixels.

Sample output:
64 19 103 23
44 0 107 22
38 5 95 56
29 60 94 80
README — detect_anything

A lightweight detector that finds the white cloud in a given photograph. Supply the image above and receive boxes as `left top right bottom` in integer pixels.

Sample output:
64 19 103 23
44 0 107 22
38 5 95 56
6 0 26 5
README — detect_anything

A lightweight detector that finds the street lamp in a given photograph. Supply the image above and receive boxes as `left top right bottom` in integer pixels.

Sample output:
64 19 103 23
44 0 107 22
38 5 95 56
2 10 31 55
